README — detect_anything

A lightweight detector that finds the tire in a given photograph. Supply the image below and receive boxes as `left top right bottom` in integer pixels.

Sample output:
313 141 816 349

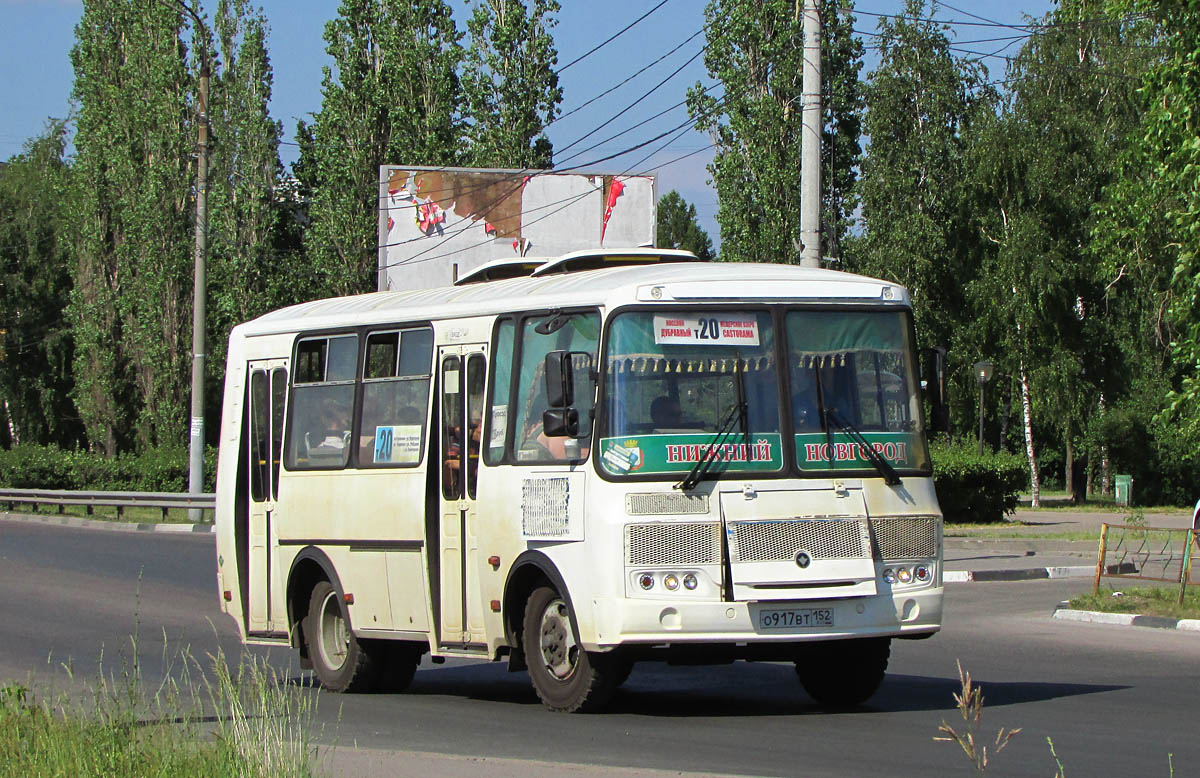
305 580 378 692
522 586 618 713
795 637 890 709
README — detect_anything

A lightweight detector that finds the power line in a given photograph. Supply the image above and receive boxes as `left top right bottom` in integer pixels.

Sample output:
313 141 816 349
556 0 674 73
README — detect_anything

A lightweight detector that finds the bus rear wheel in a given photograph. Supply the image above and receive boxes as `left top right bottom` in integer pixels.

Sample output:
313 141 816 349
522 586 618 713
305 580 377 692
795 637 891 708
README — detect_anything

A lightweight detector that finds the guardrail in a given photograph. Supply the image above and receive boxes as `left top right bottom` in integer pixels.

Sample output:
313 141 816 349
0 488 215 521
1095 522 1197 604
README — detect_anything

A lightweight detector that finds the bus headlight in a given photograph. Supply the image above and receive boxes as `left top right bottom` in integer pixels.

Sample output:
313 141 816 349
663 574 680 591
897 567 913 583
915 565 931 582
882 568 897 584
637 573 655 590
683 573 698 590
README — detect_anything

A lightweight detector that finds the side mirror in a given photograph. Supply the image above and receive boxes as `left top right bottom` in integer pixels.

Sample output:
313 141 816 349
543 408 580 438
545 351 574 408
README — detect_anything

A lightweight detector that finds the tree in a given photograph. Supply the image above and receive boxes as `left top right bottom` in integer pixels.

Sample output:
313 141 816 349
69 0 194 454
656 190 714 261
206 0 292 398
688 0 864 264
303 0 463 298
0 122 83 449
854 0 991 353
964 0 1148 504
461 0 562 168
1108 1 1200 446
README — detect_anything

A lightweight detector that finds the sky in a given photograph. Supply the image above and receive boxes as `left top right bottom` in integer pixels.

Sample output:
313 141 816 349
0 0 1056 248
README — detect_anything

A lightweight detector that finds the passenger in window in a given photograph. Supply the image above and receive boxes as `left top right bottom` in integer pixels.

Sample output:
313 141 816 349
650 395 683 429
315 400 350 451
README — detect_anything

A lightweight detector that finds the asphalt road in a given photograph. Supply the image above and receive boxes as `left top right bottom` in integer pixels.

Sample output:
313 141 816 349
1 516 1195 777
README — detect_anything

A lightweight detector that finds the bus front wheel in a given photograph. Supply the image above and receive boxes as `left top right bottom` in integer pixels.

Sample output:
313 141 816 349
795 637 891 708
305 580 376 692
522 586 618 713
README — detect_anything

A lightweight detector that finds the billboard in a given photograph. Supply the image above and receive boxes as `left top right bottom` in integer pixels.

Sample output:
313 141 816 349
377 166 656 291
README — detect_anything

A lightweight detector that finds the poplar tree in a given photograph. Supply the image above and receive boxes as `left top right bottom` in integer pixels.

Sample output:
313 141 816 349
460 0 563 168
207 0 290 388
69 0 194 454
688 0 864 264
303 0 463 297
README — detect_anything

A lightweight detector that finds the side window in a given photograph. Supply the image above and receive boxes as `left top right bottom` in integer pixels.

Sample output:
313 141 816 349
249 370 269 502
484 318 515 465
286 334 357 470
358 327 433 467
512 311 600 463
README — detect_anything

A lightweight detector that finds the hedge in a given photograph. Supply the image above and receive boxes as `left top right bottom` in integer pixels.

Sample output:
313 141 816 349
931 442 1027 523
0 445 217 492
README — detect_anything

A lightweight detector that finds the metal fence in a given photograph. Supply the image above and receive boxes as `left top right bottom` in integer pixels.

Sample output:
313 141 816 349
1094 522 1198 604
0 488 215 521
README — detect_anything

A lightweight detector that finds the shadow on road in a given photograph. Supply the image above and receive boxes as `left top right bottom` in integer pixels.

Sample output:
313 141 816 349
301 659 1127 717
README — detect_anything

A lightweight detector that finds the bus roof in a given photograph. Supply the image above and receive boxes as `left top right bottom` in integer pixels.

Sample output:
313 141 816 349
235 261 910 338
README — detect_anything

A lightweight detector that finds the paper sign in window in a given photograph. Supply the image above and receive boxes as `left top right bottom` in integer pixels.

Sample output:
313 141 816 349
374 425 423 464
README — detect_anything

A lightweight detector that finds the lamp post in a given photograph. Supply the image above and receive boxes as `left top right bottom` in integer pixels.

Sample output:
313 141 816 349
974 360 994 456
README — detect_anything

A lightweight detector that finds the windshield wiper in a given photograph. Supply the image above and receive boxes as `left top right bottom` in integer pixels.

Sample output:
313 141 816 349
824 408 902 486
676 360 749 492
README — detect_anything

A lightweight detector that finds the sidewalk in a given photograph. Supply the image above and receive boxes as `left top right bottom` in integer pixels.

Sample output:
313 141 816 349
943 505 1194 582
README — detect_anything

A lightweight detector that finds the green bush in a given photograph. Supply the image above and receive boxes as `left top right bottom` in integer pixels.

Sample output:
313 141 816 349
0 445 218 492
931 443 1027 523
0 444 73 488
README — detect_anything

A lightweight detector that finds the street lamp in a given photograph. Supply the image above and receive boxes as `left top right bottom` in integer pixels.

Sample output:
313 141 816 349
974 360 994 455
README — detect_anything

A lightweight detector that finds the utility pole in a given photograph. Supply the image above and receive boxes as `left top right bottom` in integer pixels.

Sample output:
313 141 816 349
188 60 210 521
799 0 822 268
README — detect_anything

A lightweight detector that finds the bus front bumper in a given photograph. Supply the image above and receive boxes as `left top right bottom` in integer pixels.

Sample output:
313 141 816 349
585 587 943 649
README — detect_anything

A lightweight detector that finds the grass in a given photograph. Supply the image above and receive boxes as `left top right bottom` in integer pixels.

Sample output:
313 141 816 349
1068 586 1200 620
1 503 209 524
0 636 316 778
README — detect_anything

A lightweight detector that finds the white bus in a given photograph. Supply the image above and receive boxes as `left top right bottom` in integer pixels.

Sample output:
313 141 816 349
213 249 944 712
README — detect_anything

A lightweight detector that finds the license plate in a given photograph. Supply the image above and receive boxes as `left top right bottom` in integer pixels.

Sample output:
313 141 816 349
757 607 834 629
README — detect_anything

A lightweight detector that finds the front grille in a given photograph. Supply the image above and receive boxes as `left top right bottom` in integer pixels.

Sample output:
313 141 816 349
729 518 870 563
625 492 710 516
869 516 940 559
626 522 721 566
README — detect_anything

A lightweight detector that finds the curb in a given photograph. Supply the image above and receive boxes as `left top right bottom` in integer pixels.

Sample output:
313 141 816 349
0 510 215 535
944 562 1137 583
1053 606 1200 634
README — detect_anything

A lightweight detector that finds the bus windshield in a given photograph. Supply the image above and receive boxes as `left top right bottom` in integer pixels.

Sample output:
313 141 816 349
598 310 783 477
597 308 928 479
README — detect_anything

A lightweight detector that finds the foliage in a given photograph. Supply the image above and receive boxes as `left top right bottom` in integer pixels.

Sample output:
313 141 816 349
0 122 83 449
461 0 562 168
962 0 1149 501
69 0 195 455
0 647 315 778
1098 0 1200 452
205 0 299 403
0 444 216 492
853 0 991 354
688 0 864 264
932 443 1026 523
302 0 464 297
656 190 714 261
